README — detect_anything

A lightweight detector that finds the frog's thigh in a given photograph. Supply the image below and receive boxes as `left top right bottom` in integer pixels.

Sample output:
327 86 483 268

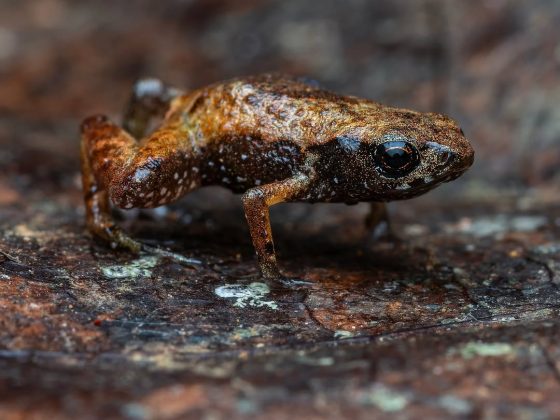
82 116 199 209
81 115 138 190
242 174 311 279
123 78 182 139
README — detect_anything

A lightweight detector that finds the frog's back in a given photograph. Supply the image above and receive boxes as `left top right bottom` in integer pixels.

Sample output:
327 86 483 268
171 74 384 150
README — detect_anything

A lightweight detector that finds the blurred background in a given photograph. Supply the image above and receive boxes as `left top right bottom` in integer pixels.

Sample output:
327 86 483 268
1 0 559 204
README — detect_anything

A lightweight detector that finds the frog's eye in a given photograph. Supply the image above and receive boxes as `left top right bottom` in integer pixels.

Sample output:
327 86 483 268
374 140 420 178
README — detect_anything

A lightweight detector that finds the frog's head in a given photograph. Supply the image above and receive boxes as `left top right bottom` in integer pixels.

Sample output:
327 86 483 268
312 109 474 202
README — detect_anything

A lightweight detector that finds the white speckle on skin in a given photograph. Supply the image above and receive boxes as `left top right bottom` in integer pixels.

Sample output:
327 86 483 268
146 191 154 198
255 179 261 185
160 187 167 195
333 177 339 184
424 176 434 183
123 202 134 209
139 192 145 197
241 154 248 160
214 282 278 310
183 170 188 177
236 176 247 183
189 180 197 189
173 172 179 180
192 167 199 173
178 178 183 184
133 168 151 183
395 184 410 191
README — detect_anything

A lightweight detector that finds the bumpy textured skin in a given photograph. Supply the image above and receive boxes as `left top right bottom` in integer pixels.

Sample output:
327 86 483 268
80 74 474 278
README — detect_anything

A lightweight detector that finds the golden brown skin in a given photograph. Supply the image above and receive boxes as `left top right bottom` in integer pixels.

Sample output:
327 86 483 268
80 74 474 279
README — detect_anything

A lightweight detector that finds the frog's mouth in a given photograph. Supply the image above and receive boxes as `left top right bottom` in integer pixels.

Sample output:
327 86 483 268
383 167 469 200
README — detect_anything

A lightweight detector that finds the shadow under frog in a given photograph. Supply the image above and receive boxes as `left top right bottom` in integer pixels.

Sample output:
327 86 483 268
80 74 474 282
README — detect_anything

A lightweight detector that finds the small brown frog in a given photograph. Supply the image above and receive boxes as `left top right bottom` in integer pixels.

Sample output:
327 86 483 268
81 74 474 279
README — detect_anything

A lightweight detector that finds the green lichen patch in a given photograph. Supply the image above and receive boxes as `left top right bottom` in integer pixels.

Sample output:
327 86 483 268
101 256 160 279
214 282 278 310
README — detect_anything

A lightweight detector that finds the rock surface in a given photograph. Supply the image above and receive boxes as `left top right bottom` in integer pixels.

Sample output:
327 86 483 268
1 0 560 418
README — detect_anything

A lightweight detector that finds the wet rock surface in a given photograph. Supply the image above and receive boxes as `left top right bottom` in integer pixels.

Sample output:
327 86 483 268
1 0 560 418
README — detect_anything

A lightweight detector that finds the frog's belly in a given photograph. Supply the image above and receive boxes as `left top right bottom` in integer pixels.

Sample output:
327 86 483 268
200 136 304 192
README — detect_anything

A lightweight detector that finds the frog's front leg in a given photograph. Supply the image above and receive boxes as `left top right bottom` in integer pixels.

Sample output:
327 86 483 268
365 202 400 242
123 78 182 139
242 174 312 279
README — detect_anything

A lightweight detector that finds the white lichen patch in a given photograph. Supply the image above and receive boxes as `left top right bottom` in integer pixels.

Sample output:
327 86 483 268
101 256 160 279
214 282 278 310
359 384 410 412
334 330 356 339
450 341 515 359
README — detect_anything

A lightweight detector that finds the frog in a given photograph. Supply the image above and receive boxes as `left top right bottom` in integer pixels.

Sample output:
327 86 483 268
80 74 474 280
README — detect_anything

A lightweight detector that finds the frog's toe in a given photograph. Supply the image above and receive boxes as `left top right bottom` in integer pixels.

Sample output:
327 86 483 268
260 272 313 293
113 231 142 253
140 243 202 269
90 223 142 253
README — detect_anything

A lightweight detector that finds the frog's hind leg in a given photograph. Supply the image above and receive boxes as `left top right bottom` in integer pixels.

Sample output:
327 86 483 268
81 114 202 257
80 115 142 252
80 79 184 252
123 78 182 139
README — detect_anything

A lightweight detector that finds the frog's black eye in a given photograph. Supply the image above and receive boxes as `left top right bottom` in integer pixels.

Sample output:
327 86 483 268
374 140 420 178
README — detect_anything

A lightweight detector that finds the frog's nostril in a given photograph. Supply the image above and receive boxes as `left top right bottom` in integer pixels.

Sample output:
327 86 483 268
440 151 455 166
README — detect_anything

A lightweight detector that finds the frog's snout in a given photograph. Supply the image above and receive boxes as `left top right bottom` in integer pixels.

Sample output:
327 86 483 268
444 145 474 182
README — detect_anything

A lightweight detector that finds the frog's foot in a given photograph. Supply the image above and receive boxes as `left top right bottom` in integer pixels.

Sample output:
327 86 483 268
364 203 401 244
235 270 312 289
90 224 202 268
366 219 402 244
274 275 314 289
257 272 313 295
89 222 142 253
